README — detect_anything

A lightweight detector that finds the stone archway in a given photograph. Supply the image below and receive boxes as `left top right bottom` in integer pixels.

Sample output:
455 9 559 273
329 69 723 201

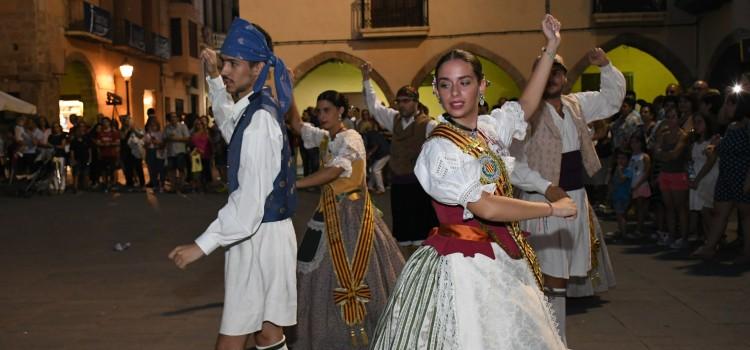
60 52 98 124
409 42 527 92
705 28 750 90
294 51 394 103
566 33 693 91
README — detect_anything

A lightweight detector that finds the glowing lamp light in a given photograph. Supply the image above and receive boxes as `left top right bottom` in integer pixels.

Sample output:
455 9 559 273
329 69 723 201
119 58 134 116
119 60 134 80
732 84 743 94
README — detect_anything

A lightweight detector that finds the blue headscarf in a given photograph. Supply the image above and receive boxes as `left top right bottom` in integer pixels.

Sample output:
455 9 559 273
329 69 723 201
220 18 292 115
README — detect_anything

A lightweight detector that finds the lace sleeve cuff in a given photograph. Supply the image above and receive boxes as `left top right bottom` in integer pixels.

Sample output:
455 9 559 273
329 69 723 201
459 181 497 220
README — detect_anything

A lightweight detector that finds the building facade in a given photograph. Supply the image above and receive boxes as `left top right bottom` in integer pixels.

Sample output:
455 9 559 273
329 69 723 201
238 0 750 114
0 0 237 128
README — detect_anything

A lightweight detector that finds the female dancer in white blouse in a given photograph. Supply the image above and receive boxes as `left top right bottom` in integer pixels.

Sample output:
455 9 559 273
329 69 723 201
370 15 576 349
287 90 404 349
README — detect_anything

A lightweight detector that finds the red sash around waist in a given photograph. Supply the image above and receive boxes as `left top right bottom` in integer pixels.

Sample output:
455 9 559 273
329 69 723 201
424 223 529 260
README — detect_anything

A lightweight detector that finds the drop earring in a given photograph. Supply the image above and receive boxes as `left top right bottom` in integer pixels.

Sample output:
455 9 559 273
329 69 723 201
479 93 486 106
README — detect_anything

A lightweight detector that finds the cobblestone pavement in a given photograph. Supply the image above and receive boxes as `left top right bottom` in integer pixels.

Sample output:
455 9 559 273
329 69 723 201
0 190 748 349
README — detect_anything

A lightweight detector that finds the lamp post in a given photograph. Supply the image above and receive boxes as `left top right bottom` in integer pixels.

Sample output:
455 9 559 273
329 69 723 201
119 59 134 116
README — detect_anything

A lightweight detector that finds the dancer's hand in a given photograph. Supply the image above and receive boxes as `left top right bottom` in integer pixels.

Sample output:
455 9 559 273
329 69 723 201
587 48 610 67
168 243 205 269
541 14 561 52
551 197 577 219
360 62 372 81
201 48 220 79
544 185 568 202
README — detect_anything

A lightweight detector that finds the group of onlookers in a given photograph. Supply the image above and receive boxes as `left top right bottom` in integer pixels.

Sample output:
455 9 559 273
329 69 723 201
1 109 229 194
592 76 750 264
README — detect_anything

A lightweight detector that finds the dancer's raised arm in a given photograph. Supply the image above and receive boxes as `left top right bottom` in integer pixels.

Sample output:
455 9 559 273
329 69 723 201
518 14 561 119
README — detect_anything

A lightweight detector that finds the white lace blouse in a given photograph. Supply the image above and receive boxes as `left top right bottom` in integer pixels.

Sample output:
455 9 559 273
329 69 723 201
300 123 367 178
415 102 539 220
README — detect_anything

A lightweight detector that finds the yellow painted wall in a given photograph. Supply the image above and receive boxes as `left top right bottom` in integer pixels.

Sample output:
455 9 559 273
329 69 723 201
240 0 705 98
59 61 98 124
571 45 678 104
293 61 387 111
418 56 521 117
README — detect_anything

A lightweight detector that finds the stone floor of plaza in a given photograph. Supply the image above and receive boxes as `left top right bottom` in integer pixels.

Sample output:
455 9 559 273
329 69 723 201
0 189 748 349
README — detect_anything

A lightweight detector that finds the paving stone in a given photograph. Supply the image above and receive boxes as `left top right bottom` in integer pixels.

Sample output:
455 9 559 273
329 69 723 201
1 191 748 349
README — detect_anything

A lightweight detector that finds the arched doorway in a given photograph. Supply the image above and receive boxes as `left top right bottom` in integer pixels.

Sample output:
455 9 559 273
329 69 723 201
706 29 750 93
708 44 744 92
570 45 679 104
59 59 98 128
294 52 391 117
411 44 524 116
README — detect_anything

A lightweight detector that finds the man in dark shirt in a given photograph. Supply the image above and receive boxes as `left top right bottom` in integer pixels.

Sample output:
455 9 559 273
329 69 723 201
95 118 120 191
70 123 92 192
363 127 390 194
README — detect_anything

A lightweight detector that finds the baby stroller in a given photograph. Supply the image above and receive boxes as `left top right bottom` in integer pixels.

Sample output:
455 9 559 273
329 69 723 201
19 150 55 197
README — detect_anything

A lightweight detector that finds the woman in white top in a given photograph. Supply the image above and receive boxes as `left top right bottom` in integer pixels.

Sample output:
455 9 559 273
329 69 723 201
371 15 577 349
688 114 719 242
287 90 405 349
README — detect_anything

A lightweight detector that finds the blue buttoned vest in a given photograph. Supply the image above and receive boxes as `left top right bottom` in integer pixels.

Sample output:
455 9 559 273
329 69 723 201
227 88 296 222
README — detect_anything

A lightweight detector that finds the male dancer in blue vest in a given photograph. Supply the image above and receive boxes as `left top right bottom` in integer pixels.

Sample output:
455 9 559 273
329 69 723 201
168 19 296 350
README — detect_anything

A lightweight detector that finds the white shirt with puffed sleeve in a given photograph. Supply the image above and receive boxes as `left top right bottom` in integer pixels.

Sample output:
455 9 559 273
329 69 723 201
415 102 548 220
300 123 366 178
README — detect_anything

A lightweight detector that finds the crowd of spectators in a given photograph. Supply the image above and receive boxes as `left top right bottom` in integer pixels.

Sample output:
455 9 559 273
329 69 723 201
1 74 747 263
590 74 750 264
0 108 229 194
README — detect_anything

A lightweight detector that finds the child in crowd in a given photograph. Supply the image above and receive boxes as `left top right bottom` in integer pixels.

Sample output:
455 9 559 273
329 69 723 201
629 134 651 238
612 150 633 237
688 114 719 242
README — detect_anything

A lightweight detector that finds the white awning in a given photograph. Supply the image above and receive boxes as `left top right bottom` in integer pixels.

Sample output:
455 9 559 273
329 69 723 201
0 91 37 114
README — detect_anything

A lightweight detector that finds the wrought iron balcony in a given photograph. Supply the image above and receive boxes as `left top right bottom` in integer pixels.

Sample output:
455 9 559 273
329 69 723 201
66 1 113 43
145 32 171 60
114 19 147 52
594 0 666 13
674 0 728 15
592 0 666 25
359 0 429 39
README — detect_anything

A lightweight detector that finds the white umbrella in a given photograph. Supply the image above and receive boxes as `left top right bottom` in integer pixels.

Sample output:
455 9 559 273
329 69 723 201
0 91 37 114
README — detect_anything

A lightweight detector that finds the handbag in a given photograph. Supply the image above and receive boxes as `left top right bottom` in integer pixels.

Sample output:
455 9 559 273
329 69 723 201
190 150 202 173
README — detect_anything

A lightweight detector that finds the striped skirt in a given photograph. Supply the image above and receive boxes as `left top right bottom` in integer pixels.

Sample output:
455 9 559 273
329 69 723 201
370 244 566 350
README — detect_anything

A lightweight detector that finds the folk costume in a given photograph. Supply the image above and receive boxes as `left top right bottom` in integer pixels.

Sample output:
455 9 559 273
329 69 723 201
193 18 297 339
370 103 565 350
293 124 405 349
516 62 625 343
